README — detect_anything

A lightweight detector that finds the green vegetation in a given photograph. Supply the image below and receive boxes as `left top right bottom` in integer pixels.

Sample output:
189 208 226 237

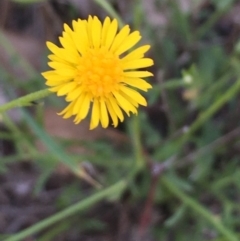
1 0 240 240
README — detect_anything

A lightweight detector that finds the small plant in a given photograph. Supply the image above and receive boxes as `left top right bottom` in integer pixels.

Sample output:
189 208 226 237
1 0 240 241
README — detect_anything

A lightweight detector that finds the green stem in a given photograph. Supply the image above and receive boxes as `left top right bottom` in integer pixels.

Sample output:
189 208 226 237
1 152 55 164
161 176 238 241
181 79 240 143
0 89 51 114
4 180 127 241
0 132 13 140
130 116 145 170
20 109 80 172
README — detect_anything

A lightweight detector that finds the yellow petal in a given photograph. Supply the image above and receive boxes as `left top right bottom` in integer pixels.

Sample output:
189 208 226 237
105 99 118 127
101 17 111 46
92 16 102 48
63 23 73 35
122 58 154 70
110 25 130 53
45 80 64 86
104 19 118 49
113 91 137 115
100 99 109 128
120 92 139 108
122 77 152 91
79 94 91 119
65 86 82 101
121 45 151 62
114 31 141 55
54 67 77 77
48 54 68 64
42 71 71 82
74 94 91 123
73 94 85 115
59 34 79 55
120 86 147 106
57 82 77 96
58 102 75 118
90 99 100 130
49 86 62 92
108 96 124 122
46 42 79 64
46 41 61 55
123 71 153 78
86 16 93 48
72 20 89 55
48 62 75 71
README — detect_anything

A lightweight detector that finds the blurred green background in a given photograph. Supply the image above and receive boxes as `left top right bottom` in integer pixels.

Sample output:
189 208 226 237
0 0 240 240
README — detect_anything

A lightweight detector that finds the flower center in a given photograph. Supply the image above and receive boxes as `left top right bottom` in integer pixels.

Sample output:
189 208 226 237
76 47 123 98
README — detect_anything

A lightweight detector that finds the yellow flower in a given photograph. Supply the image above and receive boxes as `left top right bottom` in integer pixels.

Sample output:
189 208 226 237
42 16 153 129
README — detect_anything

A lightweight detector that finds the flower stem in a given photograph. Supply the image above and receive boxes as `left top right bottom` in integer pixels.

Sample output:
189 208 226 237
181 78 240 144
3 180 127 241
0 89 51 114
129 115 145 172
161 176 238 241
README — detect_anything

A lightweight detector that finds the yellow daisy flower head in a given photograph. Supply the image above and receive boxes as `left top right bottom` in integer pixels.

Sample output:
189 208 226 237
42 16 154 130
